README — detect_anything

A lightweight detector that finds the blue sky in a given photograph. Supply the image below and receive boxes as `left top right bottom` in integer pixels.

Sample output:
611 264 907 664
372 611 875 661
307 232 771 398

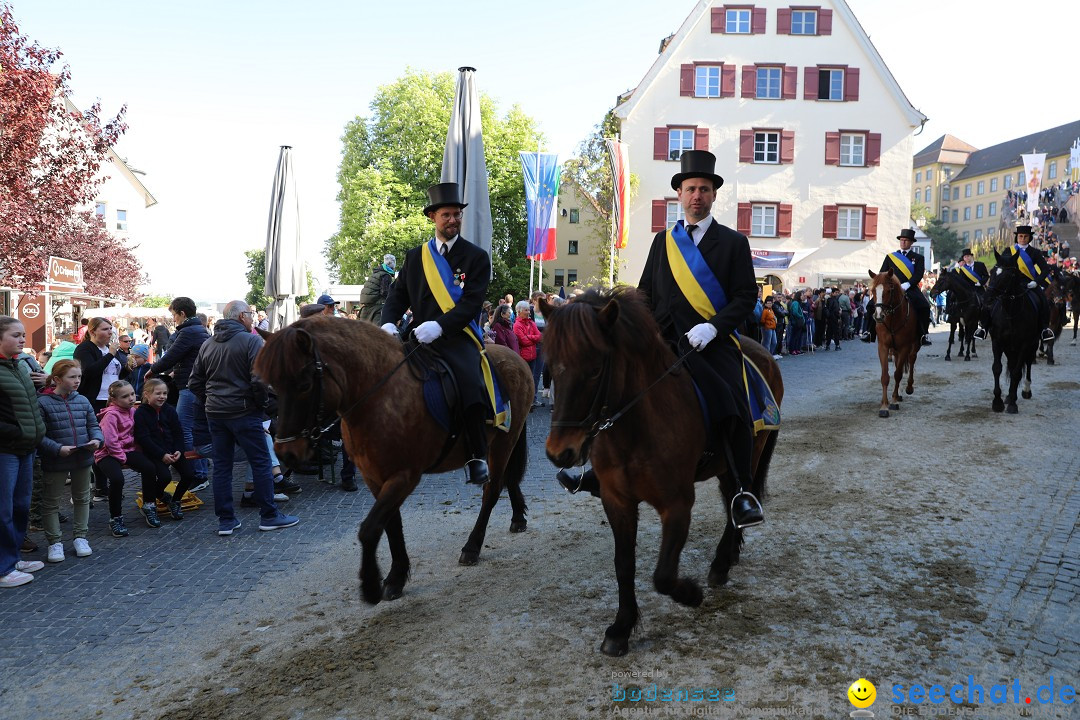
14 0 1078 302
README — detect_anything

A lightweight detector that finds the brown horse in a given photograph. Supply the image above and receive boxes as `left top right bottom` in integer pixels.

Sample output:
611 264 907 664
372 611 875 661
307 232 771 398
867 269 923 418
1040 274 1067 365
540 288 783 656
254 316 535 603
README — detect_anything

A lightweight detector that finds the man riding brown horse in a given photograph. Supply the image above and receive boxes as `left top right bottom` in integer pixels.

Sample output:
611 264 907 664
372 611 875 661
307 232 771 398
556 150 763 530
880 228 932 346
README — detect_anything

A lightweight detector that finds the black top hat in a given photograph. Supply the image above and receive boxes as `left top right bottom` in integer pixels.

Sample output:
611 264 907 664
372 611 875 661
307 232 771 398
897 228 917 241
960 248 973 257
670 150 724 190
423 182 468 215
1014 225 1033 235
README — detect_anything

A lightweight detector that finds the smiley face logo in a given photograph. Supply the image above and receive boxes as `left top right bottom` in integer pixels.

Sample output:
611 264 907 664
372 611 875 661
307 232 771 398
848 678 876 708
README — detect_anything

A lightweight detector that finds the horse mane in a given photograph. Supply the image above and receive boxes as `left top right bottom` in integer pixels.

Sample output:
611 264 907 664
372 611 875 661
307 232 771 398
255 316 393 386
545 287 669 369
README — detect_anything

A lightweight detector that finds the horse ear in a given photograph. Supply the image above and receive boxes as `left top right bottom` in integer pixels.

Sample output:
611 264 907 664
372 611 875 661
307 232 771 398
884 268 893 278
994 249 1002 263
256 328 273 341
538 297 555 318
867 269 877 280
597 298 620 329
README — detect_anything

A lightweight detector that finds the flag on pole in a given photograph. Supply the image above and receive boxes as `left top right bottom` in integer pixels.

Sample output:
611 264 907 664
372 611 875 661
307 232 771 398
606 139 631 249
519 152 561 260
1021 153 1046 217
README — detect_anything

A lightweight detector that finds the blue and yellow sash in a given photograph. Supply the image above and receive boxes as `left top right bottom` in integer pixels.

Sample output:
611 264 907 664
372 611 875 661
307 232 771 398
957 264 983 286
887 251 915 281
1011 245 1042 282
420 239 510 431
664 221 779 432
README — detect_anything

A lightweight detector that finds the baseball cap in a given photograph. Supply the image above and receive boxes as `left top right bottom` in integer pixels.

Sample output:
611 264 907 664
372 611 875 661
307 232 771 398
316 294 340 306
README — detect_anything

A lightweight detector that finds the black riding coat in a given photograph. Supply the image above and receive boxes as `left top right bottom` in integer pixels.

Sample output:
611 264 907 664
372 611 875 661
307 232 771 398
1010 244 1051 288
880 250 930 315
382 236 491 409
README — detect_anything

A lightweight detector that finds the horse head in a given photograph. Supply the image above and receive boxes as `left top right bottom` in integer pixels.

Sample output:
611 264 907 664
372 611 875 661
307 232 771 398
987 253 1027 298
867 268 903 322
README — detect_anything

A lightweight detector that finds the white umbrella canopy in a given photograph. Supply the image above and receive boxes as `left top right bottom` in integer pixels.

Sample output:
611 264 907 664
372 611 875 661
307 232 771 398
263 145 308 331
441 67 493 260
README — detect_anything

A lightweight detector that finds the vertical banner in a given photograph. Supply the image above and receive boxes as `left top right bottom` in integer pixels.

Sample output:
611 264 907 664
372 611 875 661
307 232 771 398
1021 153 1046 216
519 152 561 261
1070 138 1080 182
606 139 631 250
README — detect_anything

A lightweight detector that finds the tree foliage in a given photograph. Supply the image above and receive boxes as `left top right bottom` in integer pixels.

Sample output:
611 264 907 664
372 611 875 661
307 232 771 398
922 217 964 266
0 4 139 296
138 294 173 308
244 249 313 310
325 69 543 301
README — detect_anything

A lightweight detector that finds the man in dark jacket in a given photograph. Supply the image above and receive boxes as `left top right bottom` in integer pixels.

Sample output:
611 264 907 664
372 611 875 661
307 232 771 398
188 301 299 535
880 229 932 345
358 254 396 324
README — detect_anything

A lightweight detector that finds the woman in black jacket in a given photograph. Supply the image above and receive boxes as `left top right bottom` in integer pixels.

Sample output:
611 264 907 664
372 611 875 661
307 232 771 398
72 317 129 413
133 379 195 521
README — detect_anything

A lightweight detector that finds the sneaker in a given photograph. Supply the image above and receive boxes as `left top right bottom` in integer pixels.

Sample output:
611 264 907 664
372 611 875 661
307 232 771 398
110 516 129 538
20 536 38 553
47 543 65 563
258 514 300 531
142 505 162 529
91 493 108 503
240 492 289 508
167 500 183 521
540 388 550 398
273 473 302 495
73 538 92 557
0 570 34 588
15 560 45 573
191 478 210 492
218 518 242 536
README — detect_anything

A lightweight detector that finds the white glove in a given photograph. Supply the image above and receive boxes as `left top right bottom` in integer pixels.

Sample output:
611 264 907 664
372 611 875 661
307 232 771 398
900 282 911 291
685 322 718 350
380 323 398 337
1027 281 1037 289
414 320 443 344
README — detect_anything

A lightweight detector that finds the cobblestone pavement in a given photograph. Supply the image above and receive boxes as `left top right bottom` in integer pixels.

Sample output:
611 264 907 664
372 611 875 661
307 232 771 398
1 326 1077 719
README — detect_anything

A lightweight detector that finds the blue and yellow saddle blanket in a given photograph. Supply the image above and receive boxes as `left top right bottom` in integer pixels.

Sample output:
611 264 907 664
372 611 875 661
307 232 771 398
666 222 780 432
421 238 510 432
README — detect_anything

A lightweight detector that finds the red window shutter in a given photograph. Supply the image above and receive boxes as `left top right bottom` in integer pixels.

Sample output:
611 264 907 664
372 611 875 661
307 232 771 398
867 132 882 166
864 206 879 239
739 130 755 163
824 131 841 165
778 204 793 237
694 126 710 151
782 65 798 99
680 64 695 97
818 9 833 35
654 128 668 161
652 200 668 232
844 67 860 101
780 130 795 163
804 66 819 100
742 65 757 98
823 205 838 238
777 8 792 34
721 64 736 97
737 203 752 236
752 7 767 34
711 7 724 32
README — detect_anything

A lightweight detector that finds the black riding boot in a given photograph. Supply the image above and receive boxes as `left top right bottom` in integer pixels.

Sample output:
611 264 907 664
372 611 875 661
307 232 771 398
974 300 992 340
1035 292 1055 341
556 467 600 497
463 404 490 485
920 308 932 346
721 422 763 529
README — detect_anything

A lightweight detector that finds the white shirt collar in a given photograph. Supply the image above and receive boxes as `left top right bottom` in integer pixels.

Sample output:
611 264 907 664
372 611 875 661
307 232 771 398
685 216 713 246
436 235 459 255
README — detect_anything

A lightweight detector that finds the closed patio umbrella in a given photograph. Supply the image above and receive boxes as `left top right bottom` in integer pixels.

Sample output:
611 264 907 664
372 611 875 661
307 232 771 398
441 67 493 260
263 145 307 331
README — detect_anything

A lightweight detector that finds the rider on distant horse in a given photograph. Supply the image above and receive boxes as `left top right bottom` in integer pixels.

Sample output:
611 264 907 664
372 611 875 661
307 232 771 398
381 182 493 486
558 150 764 530
976 225 1055 342
881 228 932 346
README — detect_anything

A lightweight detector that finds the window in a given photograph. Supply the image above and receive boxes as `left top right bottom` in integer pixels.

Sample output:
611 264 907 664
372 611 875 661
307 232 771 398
837 207 862 240
726 8 751 33
990 178 998 192
925 186 931 204
668 128 694 161
751 204 777 237
963 207 971 221
975 229 983 241
942 209 949 222
976 204 983 219
568 240 579 255
951 210 958 223
1004 174 1012 189
818 68 843 100
952 187 959 201
754 131 780 163
1018 170 1024 184
964 184 971 198
568 208 580 224
567 270 578 286
94 202 106 226
989 201 997 217
944 168 951 179
840 133 865 166
915 189 922 203
926 169 933 181
988 227 996 239
756 66 781 99
916 171 922 183
910 246 925 257
790 9 817 34
942 184 950 198
977 181 985 195
666 201 685 227
696 65 721 97
116 209 128 231
554 270 565 287
962 231 969 242
1049 161 1057 179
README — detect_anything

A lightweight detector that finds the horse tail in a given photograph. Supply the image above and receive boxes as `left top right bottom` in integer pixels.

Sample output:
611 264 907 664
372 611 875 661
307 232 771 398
752 429 779 501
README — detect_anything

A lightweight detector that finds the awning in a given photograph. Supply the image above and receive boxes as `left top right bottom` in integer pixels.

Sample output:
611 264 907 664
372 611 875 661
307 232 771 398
751 247 820 274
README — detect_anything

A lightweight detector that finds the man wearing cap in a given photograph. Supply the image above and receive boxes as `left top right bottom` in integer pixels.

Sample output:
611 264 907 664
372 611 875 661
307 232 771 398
316 294 340 316
358 254 396 324
380 183 493 486
986 225 1054 341
556 150 764 529
880 228 932 346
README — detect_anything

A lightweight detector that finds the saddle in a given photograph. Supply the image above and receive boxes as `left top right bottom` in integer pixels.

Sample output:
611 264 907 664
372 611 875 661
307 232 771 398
405 338 461 436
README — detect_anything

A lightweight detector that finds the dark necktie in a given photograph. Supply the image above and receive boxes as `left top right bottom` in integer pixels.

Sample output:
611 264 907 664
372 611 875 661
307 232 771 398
440 243 448 257
686 224 698 241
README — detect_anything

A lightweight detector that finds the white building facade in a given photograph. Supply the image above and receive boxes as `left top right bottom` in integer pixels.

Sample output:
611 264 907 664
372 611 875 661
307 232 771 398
614 0 926 291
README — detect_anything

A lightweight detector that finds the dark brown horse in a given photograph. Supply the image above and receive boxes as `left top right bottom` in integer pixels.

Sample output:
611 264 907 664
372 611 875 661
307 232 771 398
867 269 923 418
929 270 979 362
254 316 535 603
1063 272 1080 345
539 288 783 656
1040 274 1067 365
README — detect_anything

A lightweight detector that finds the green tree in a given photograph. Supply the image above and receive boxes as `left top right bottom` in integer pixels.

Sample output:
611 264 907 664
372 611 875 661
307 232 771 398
922 218 964 266
326 69 543 301
910 201 933 228
138 294 172 308
244 249 314 310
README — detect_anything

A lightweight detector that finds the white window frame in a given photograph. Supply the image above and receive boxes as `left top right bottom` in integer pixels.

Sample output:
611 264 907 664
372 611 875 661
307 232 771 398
964 184 971 198
952 209 958 223
116 209 128 232
975 229 983 240
926 169 933 180
751 204 778 237
989 201 997 217
837 206 863 240
925 186 932 204
990 178 998 192
726 8 751 33
666 201 685 227
915 171 922 183
1049 161 1057 179
914 189 922 203
963 207 971 221
668 128 694 161
1004 174 1012 189
753 131 780 164
977 180 985 195
695 65 721 98
819 68 844 101
756 66 781 99
839 133 865 167
976 204 983 219
790 9 817 34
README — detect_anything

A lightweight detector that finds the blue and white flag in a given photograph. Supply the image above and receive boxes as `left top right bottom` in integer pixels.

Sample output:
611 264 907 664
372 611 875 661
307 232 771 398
519 152 561 260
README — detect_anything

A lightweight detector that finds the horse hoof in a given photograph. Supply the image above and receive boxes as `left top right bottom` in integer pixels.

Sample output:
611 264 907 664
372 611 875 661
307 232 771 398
672 579 704 607
383 583 404 601
878 410 890 418
944 356 951 361
964 356 970 362
707 568 730 587
361 584 383 606
1048 359 1055 366
889 403 900 411
1007 404 1019 414
601 636 630 657
905 388 913 396
992 402 1004 413
458 550 480 566
509 519 527 533
1021 390 1032 399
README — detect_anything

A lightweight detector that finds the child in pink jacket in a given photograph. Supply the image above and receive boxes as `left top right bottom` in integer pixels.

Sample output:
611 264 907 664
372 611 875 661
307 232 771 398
94 380 159 537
